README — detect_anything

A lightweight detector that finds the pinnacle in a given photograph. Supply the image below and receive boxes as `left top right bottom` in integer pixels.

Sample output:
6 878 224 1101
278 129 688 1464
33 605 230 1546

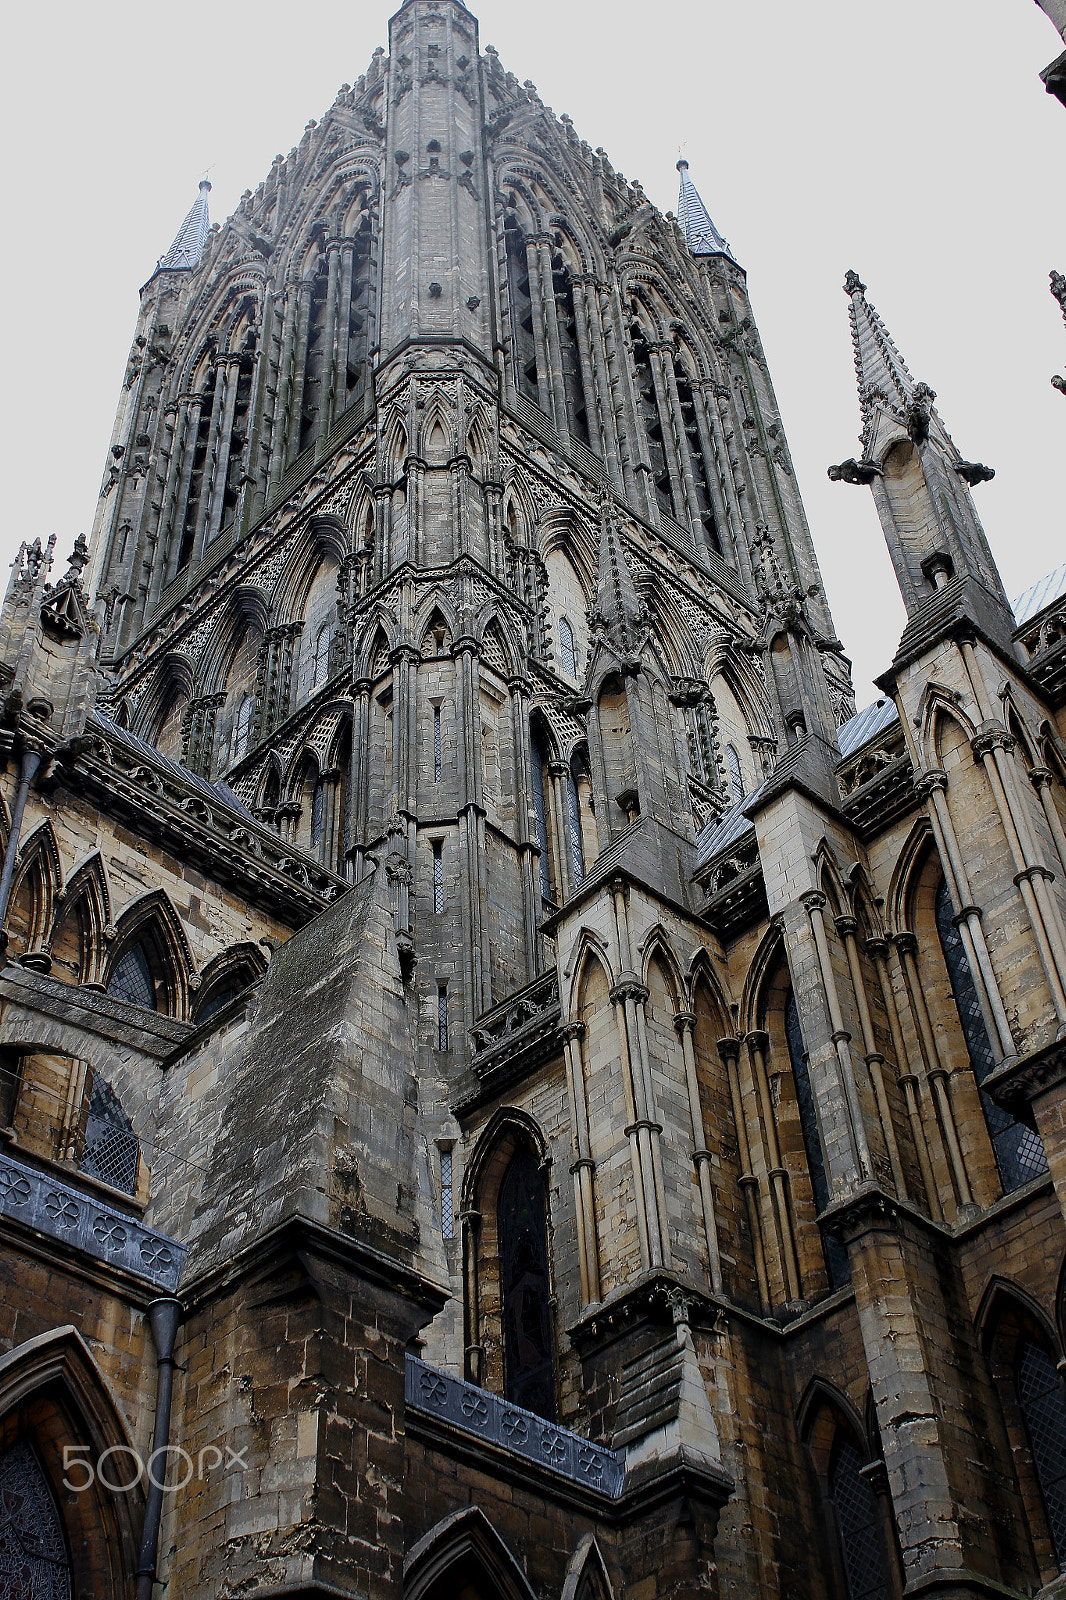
843 269 919 431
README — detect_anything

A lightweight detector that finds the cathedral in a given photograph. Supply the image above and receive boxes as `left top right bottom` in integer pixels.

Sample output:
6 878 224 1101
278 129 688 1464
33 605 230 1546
2 0 1066 1595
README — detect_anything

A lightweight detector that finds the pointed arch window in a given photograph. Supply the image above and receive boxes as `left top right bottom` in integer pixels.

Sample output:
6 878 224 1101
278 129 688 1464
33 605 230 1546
829 1436 891 1600
935 880 1048 1192
498 1147 555 1420
0 1442 73 1593
1016 1334 1066 1565
504 215 539 403
107 942 156 1011
558 616 577 679
674 358 724 558
80 1074 139 1195
233 694 253 761
785 991 850 1289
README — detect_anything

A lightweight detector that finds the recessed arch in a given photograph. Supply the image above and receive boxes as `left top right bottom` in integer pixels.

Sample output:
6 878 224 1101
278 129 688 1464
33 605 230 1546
404 1506 537 1600
104 889 196 1018
47 849 112 985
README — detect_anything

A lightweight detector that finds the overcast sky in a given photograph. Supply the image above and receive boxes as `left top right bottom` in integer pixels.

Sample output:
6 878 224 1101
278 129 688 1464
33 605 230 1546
2 0 1062 703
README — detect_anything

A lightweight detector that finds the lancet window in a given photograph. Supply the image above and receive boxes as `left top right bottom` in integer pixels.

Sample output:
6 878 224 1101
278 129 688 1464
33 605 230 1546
232 695 253 762
828 1435 891 1600
530 726 554 907
498 1146 555 1419
176 361 219 572
0 1443 72 1592
550 243 589 445
1016 1335 1066 1565
934 880 1048 1192
299 257 330 456
558 616 577 679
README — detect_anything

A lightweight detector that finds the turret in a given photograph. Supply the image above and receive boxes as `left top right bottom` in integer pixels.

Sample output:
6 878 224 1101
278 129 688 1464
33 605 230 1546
829 272 1013 647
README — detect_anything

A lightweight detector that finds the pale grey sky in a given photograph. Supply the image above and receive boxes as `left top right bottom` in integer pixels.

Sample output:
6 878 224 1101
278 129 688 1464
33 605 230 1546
2 0 1062 702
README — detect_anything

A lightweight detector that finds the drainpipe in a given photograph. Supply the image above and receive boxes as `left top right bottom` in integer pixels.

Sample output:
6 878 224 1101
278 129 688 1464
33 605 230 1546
135 1296 184 1600
0 748 42 936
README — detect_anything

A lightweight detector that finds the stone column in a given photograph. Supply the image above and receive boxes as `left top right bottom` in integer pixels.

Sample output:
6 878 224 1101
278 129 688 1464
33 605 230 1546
747 1030 802 1303
674 1011 723 1294
915 768 1015 1056
836 915 907 1197
562 1019 600 1305
802 890 873 1184
1031 766 1066 878
893 933 973 1209
865 937 941 1219
507 676 538 981
717 1037 770 1311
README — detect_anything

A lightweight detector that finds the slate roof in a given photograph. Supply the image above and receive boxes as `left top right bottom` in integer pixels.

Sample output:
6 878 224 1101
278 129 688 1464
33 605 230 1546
1013 563 1066 627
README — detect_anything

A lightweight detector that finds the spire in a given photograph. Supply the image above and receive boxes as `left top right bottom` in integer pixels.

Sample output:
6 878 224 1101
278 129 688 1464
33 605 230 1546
156 180 212 273
675 160 735 261
842 269 920 457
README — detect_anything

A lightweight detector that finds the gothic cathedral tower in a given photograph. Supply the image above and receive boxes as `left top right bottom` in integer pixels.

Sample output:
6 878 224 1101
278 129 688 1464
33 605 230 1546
2 1 1066 1597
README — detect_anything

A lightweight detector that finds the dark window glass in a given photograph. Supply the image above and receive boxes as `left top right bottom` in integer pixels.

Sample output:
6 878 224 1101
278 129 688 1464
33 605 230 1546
558 616 577 679
829 1436 890 1600
107 942 156 1010
434 706 443 783
785 991 850 1289
197 983 242 1025
498 1147 555 1420
0 1441 72 1596
310 780 325 849
935 880 1047 1191
1017 1335 1066 1565
437 985 448 1052
80 1075 139 1195
233 695 253 760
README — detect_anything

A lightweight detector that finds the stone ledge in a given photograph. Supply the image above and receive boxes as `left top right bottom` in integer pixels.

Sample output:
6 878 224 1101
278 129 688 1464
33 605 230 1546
0 1148 186 1290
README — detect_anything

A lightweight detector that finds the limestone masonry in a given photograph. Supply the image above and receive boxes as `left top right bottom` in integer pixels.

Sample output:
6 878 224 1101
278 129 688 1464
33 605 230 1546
2 1 1066 1595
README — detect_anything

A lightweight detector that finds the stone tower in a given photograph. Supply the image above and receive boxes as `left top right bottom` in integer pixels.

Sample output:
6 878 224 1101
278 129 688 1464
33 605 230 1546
2 1 1066 1596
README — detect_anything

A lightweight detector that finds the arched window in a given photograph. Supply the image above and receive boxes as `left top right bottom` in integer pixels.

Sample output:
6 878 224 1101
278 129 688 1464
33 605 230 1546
726 743 744 805
80 1074 139 1195
674 358 723 558
0 1441 72 1591
106 942 156 1010
829 1435 891 1600
530 728 553 907
1016 1335 1066 1565
312 623 332 691
785 991 850 1289
233 694 253 761
498 1147 555 1420
935 880 1048 1192
558 616 577 679
504 215 539 403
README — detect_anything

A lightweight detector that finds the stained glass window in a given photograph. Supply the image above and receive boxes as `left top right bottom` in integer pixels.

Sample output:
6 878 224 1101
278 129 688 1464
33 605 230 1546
498 1147 555 1420
432 841 444 914
1017 1336 1066 1566
107 942 156 1011
785 991 850 1289
80 1074 139 1195
727 743 744 805
0 1441 72 1598
441 1148 454 1240
935 880 1048 1192
829 1436 890 1600
233 694 253 761
312 624 331 690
